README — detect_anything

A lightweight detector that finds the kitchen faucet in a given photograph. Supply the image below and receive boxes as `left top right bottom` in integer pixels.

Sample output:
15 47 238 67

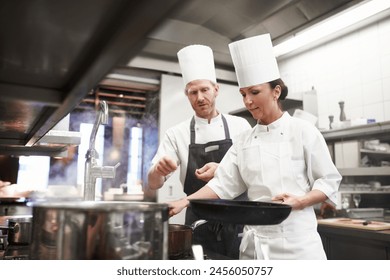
84 100 120 200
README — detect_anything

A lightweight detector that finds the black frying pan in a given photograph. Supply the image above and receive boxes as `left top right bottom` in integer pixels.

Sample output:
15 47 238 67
189 199 292 225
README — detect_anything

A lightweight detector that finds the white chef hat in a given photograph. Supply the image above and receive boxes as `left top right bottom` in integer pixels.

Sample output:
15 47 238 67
177 44 217 86
228 33 280 88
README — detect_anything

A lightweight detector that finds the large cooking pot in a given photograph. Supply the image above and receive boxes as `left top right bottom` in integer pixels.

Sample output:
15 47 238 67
0 215 33 245
168 220 207 259
189 199 292 225
29 201 169 260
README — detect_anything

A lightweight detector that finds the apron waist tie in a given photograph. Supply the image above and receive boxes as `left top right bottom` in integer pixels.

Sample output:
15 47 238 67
240 229 269 260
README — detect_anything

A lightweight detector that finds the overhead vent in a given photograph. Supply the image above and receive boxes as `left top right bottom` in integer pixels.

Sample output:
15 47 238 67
78 74 160 118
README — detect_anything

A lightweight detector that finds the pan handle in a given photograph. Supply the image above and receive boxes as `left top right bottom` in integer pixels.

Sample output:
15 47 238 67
190 219 207 231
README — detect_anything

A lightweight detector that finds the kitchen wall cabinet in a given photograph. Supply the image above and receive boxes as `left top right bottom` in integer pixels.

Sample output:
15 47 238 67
321 121 390 210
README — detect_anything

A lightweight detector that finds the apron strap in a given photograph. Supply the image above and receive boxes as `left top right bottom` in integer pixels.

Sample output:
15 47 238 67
190 114 230 144
190 116 196 144
221 114 230 139
241 229 270 260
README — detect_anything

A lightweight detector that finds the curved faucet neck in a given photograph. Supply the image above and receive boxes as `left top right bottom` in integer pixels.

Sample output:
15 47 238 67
88 101 108 150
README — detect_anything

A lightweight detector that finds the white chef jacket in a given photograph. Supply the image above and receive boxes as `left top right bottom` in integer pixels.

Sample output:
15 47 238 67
208 112 342 259
152 113 252 186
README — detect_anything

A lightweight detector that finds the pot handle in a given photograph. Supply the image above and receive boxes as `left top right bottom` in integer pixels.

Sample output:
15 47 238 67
0 224 18 233
190 219 207 230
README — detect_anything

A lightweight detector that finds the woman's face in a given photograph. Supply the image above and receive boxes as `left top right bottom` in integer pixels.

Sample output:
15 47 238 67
239 83 281 124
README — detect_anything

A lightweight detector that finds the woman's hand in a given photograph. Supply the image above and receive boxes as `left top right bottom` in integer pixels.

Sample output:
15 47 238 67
168 186 220 217
168 198 190 217
273 190 328 211
272 193 304 210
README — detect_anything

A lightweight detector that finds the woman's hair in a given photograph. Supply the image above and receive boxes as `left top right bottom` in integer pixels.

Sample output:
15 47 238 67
269 78 288 101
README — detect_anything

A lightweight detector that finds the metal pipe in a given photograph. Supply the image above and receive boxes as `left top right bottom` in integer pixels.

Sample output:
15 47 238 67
84 100 119 201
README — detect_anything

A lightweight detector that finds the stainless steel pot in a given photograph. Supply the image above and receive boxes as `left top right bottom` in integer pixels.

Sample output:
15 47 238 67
29 201 169 260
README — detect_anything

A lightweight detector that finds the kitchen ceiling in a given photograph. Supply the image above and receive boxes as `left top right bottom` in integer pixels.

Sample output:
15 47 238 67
0 0 366 156
0 0 182 156
127 0 364 73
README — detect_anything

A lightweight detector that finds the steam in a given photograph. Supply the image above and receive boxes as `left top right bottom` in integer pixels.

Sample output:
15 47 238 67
46 95 160 197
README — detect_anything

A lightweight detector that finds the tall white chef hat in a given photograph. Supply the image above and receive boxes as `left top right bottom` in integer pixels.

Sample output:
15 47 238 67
177 44 217 86
228 33 280 88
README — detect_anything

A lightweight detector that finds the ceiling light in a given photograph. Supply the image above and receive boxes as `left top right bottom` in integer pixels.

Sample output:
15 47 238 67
106 73 160 85
273 0 390 58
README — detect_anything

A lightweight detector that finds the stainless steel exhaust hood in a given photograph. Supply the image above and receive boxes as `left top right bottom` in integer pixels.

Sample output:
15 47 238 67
0 0 183 157
36 115 81 148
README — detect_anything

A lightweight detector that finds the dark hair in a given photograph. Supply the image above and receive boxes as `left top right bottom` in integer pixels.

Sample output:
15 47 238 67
269 79 288 100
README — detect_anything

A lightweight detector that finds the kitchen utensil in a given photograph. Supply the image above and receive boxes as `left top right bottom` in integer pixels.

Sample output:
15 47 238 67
189 199 292 225
168 224 192 259
352 194 361 208
339 101 346 121
328 115 334 129
29 201 169 260
168 219 207 259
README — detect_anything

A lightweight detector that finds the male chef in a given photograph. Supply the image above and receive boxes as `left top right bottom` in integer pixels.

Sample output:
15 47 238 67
147 44 251 258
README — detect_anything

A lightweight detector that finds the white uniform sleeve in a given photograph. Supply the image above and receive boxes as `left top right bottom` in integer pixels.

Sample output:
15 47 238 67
151 128 180 166
304 127 342 206
208 142 247 199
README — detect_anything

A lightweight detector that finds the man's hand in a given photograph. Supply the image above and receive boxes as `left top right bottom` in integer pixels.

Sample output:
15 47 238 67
154 156 178 177
195 162 218 182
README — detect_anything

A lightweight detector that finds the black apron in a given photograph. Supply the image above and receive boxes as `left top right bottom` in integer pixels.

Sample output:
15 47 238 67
183 115 243 259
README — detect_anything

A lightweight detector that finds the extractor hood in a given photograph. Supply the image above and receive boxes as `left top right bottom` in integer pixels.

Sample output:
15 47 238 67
0 0 183 157
34 114 81 157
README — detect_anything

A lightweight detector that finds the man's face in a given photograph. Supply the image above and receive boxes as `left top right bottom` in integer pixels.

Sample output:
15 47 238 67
185 79 219 119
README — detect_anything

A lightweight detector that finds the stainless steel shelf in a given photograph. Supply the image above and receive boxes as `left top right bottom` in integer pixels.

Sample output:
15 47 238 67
322 121 390 142
338 167 390 176
360 149 390 155
339 190 390 194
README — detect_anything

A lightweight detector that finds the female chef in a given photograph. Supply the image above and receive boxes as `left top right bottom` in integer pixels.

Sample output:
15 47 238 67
168 34 342 260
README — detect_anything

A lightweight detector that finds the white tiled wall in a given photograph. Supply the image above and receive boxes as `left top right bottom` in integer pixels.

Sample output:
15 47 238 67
278 16 390 129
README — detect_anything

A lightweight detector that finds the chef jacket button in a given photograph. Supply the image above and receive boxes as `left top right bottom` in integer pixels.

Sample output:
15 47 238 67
254 136 257 139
